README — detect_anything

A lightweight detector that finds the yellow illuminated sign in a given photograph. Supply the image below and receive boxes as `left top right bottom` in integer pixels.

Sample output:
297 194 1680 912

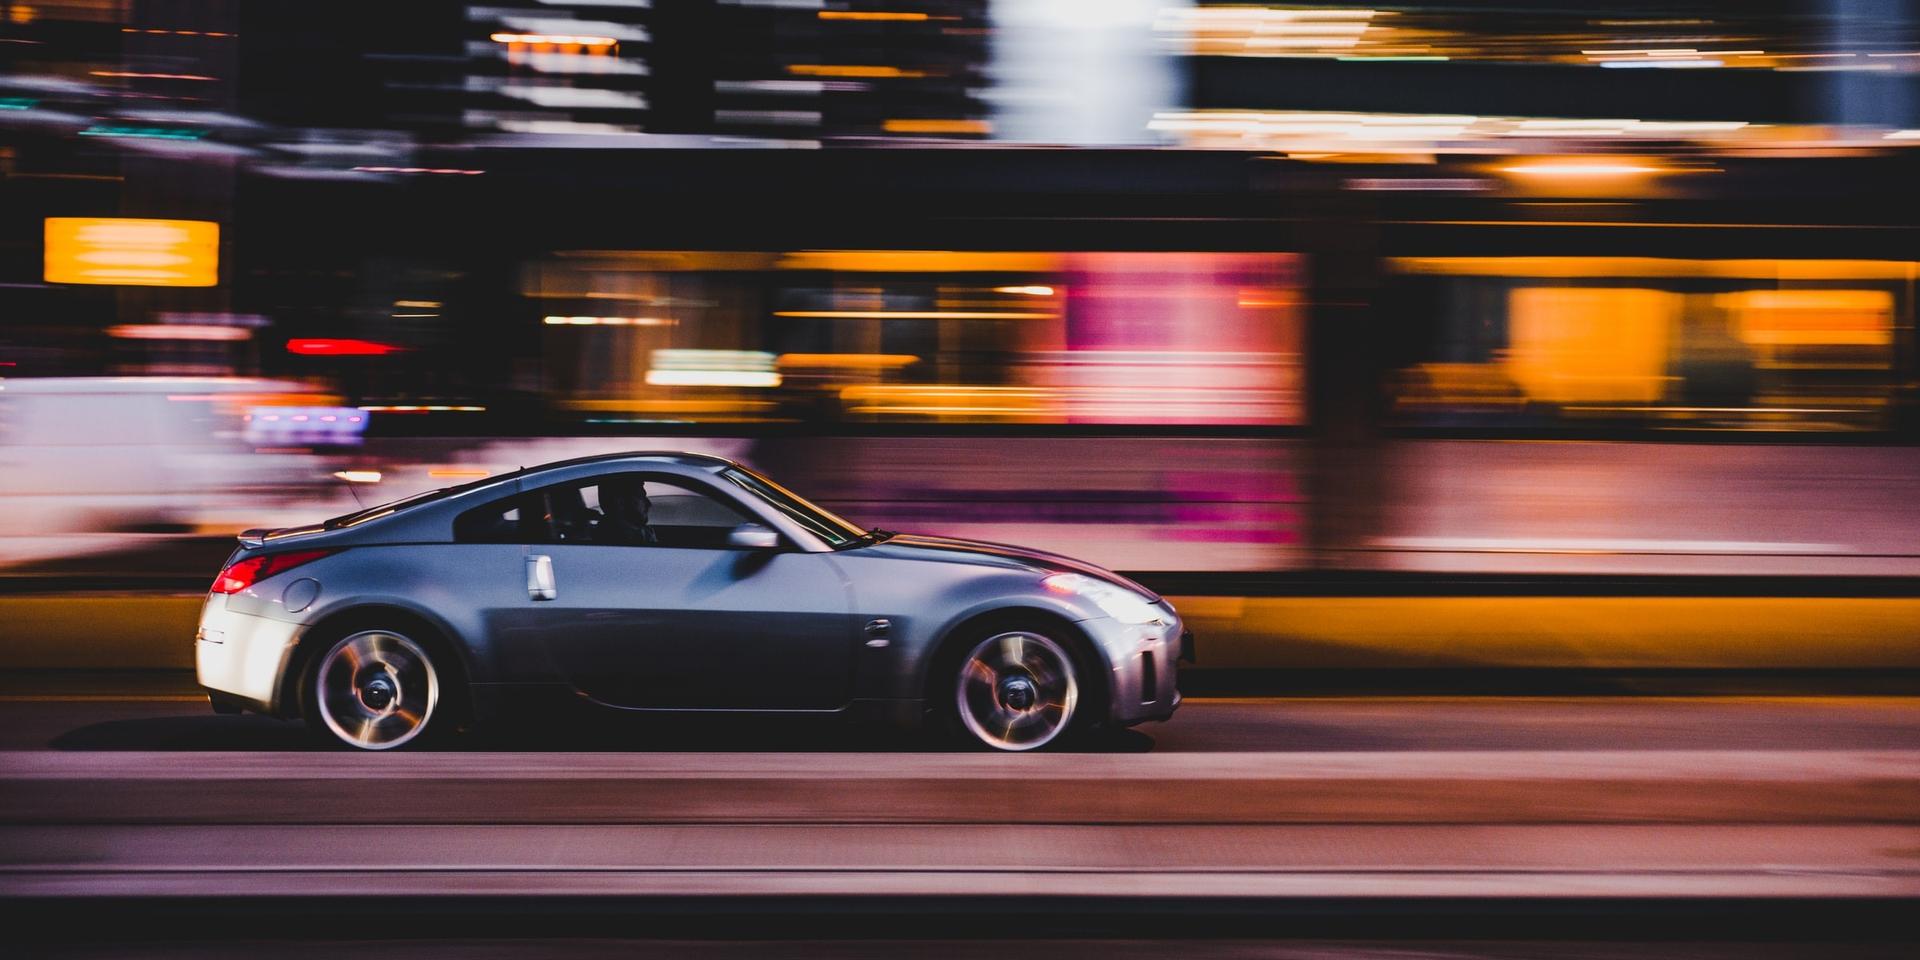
44 217 219 287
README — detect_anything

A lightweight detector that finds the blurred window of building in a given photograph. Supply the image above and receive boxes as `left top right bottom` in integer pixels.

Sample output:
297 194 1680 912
520 248 1304 426
1386 258 1908 432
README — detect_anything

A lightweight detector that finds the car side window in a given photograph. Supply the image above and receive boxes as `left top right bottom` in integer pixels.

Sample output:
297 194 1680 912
525 475 758 549
453 494 530 544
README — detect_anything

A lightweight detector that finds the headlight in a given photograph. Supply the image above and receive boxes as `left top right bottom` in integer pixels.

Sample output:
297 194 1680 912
1042 572 1165 625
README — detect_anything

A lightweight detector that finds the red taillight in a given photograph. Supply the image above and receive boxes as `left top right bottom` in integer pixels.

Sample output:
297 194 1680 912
211 549 336 595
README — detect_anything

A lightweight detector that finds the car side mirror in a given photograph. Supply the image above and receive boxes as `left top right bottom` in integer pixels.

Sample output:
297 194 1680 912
727 523 780 550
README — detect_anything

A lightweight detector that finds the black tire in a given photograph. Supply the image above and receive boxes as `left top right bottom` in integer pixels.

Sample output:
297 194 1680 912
942 624 1093 752
301 627 447 750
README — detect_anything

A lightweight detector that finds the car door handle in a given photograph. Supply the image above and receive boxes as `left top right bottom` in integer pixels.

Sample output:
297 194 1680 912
526 554 557 601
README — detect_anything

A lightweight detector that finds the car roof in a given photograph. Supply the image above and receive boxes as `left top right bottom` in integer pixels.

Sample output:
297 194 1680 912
289 451 744 541
509 450 739 479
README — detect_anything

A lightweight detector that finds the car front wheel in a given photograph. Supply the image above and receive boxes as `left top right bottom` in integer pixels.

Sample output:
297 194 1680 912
308 629 442 750
952 629 1082 751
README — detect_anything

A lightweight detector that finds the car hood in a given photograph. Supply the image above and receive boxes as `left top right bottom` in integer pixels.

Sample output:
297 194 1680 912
855 533 1159 600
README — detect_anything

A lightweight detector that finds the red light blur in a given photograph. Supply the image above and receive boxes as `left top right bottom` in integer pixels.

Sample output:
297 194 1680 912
211 549 336 595
286 338 402 356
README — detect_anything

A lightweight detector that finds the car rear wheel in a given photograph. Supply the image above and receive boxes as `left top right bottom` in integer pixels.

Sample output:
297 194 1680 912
309 629 441 751
952 629 1081 751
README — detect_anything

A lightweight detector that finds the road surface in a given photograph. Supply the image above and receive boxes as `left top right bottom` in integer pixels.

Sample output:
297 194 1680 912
2 683 1915 953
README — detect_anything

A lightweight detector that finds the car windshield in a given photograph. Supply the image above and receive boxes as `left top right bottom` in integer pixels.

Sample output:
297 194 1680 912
720 467 867 547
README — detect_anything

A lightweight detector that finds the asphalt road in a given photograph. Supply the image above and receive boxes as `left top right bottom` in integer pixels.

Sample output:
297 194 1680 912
4 688 1915 952
0 688 1915 752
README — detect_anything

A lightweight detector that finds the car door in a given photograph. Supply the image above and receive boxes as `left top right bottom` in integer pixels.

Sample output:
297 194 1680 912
524 472 858 711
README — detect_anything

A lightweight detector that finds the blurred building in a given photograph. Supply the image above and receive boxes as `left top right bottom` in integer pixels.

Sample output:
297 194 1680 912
231 0 994 145
1 2 1920 590
6 2 1920 578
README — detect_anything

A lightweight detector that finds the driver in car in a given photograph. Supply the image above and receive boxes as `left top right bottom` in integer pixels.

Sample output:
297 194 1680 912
595 477 658 546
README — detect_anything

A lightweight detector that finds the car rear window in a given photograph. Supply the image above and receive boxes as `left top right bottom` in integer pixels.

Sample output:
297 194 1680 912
323 474 511 529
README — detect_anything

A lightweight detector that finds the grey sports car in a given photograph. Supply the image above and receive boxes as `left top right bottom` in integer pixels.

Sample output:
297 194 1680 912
197 452 1188 751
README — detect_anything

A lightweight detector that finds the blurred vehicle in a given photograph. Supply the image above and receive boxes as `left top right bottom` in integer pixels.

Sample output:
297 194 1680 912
0 378 335 565
196 451 1188 751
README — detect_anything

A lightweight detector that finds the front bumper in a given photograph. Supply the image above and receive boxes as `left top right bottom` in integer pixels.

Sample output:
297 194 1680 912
1085 612 1187 726
195 594 303 715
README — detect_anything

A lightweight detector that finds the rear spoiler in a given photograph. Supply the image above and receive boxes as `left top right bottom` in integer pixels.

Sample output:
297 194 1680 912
235 525 324 547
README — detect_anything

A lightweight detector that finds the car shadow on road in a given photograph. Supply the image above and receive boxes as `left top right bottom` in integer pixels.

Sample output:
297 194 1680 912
49 713 317 751
47 709 1158 754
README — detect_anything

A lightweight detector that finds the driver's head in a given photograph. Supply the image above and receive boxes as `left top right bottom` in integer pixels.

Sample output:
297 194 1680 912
603 478 651 521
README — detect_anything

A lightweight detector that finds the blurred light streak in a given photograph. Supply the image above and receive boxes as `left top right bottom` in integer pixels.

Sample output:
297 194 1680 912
107 324 249 342
775 251 1061 272
1633 120 1750 131
1162 4 1390 58
839 384 1054 419
44 218 218 288
121 29 234 38
351 166 484 175
1151 110 1757 151
647 349 781 388
490 32 618 46
356 405 485 412
1599 59 1723 68
993 285 1056 295
1178 6 1379 19
882 118 991 134
1346 177 1491 191
818 11 929 21
428 468 492 480
90 71 215 81
716 109 821 126
493 120 636 135
786 64 926 78
775 353 918 369
542 315 674 326
77 125 207 139
646 372 783 388
394 301 442 308
1500 162 1664 176
1244 36 1364 48
502 52 640 75
1376 536 1846 555
504 85 646 109
332 471 383 484
286 339 402 356
1886 130 1920 139
716 79 831 94
772 310 1056 320
1391 257 1920 280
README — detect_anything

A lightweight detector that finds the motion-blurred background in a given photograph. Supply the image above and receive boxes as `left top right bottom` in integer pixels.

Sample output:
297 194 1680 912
6 0 1920 678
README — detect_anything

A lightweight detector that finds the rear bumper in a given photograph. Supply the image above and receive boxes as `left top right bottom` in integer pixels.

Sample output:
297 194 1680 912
194 595 302 715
